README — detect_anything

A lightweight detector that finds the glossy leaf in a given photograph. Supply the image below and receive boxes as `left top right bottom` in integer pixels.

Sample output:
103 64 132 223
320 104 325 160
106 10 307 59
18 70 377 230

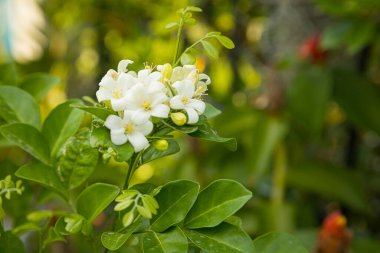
73 105 116 121
0 85 40 129
142 139 180 164
185 179 252 229
201 40 219 59
0 123 50 164
101 219 142 250
19 73 60 101
42 100 85 158
142 227 188 253
162 120 198 134
216 35 235 49
204 103 222 119
253 232 308 253
15 162 67 198
76 183 120 221
151 180 199 232
189 123 237 151
184 222 254 253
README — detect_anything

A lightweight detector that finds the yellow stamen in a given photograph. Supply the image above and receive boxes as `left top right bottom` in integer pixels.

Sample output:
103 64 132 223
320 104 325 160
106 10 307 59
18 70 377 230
125 124 134 134
181 97 189 104
143 101 151 111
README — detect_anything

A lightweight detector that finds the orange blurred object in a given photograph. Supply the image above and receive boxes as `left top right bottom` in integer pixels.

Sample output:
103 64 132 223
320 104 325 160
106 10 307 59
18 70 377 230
314 211 352 253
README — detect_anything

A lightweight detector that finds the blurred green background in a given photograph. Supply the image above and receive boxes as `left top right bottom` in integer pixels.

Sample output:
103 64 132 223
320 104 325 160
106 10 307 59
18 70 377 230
1 0 380 252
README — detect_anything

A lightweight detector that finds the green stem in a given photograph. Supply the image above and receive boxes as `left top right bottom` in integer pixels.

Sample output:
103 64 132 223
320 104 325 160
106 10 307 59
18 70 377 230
174 35 213 66
172 20 184 65
271 142 287 230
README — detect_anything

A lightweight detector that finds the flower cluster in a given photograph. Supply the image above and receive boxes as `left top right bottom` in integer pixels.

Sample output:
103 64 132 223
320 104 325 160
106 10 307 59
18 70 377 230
96 60 211 152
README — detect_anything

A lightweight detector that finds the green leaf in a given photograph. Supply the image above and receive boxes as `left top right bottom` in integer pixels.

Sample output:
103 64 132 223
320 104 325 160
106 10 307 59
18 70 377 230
90 127 134 162
185 179 252 229
12 223 41 235
142 139 180 164
180 53 196 65
184 222 254 253
288 66 331 135
19 73 60 101
73 105 116 121
189 123 237 151
216 35 235 49
76 183 120 221
332 69 380 136
162 120 198 134
15 162 67 198
142 227 188 253
42 100 85 158
151 180 199 232
0 63 18 86
57 129 98 189
188 6 202 12
0 85 40 129
43 227 66 248
204 103 222 119
0 231 26 253
101 232 131 250
201 40 219 59
0 123 50 164
253 232 308 253
165 22 178 29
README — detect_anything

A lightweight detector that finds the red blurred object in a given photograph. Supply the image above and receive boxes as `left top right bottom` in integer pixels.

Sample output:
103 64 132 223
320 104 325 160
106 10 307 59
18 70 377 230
314 211 352 253
299 34 328 64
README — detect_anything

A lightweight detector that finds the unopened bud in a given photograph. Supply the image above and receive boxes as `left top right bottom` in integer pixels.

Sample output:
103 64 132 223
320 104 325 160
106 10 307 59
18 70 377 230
170 112 187 126
153 139 169 151
160 63 172 82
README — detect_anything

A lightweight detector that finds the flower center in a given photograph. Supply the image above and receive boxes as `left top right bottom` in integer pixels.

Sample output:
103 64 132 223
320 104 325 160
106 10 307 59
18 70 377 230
181 96 189 104
143 101 151 111
113 89 122 99
124 123 134 134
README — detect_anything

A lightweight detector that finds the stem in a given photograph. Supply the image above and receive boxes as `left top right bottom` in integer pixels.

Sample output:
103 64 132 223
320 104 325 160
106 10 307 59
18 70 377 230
174 35 213 66
271 142 287 230
173 19 184 65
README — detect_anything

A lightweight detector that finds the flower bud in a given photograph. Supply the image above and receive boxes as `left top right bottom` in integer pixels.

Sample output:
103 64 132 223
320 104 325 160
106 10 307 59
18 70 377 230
160 63 172 81
170 112 187 126
153 139 169 151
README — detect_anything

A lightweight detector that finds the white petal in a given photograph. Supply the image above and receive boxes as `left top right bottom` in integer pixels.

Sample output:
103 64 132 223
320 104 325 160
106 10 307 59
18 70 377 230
117 73 137 89
96 89 112 102
131 110 150 125
136 120 153 136
151 104 170 118
199 73 211 85
111 97 128 111
147 71 162 82
105 115 124 129
188 99 206 114
110 128 128 145
99 75 115 87
173 80 195 98
117 59 134 73
138 69 151 81
127 132 149 152
151 92 168 106
170 96 185 110
185 108 199 124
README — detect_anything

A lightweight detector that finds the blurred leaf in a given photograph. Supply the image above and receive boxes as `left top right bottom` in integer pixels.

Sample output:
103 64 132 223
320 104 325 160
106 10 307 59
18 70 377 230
73 105 116 121
0 123 50 165
185 179 252 229
288 66 332 135
0 231 25 253
142 227 188 253
19 73 60 101
101 220 142 250
43 227 66 248
42 100 84 159
201 40 219 59
189 123 237 151
151 180 199 232
181 53 196 65
188 6 202 12
352 237 380 253
76 183 120 221
204 103 222 119
57 130 98 190
142 139 180 164
184 222 254 253
253 232 308 253
12 223 41 235
0 85 40 129
16 162 67 198
0 63 18 86
216 35 235 49
287 162 370 213
332 69 380 135
165 22 178 29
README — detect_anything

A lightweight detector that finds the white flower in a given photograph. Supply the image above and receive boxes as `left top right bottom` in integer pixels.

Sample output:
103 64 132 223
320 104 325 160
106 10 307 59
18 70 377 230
124 83 170 124
170 80 206 124
96 60 137 111
104 112 153 152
